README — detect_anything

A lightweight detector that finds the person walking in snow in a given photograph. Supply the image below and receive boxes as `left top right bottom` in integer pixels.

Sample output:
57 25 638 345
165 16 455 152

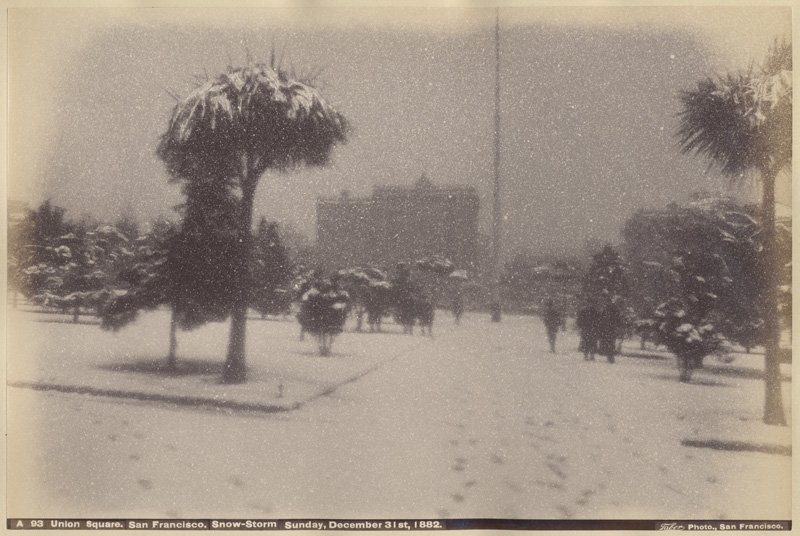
542 299 566 353
451 292 464 325
597 299 623 363
576 300 601 361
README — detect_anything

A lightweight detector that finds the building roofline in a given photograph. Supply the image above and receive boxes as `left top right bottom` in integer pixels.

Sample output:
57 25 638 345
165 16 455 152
317 180 480 204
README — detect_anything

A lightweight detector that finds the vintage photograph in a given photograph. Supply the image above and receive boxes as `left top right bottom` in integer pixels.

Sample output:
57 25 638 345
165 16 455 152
5 3 792 528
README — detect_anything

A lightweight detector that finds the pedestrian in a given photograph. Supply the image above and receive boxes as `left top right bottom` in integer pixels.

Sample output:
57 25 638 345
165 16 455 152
452 293 464 325
576 300 601 361
542 299 565 353
598 299 622 363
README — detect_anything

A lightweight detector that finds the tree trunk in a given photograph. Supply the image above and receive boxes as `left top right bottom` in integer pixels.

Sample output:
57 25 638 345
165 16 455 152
167 308 178 370
223 160 257 384
224 305 248 383
760 168 786 425
73 303 80 323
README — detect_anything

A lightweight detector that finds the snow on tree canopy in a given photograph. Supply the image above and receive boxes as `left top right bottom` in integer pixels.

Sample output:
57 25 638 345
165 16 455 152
415 256 455 276
157 63 348 179
298 279 350 336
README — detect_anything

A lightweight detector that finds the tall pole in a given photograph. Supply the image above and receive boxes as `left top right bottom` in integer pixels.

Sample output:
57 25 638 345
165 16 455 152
490 7 502 322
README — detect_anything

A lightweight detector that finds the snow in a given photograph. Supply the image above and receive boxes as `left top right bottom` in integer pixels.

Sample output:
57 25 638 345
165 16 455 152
6 308 792 520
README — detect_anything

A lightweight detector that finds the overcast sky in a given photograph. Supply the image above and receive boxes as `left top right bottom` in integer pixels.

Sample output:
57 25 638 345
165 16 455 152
8 6 791 258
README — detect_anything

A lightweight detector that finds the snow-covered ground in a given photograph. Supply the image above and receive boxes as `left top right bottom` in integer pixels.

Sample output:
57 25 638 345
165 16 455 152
6 308 792 520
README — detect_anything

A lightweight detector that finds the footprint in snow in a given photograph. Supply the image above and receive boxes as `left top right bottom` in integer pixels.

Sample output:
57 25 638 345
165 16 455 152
575 488 595 506
533 479 564 490
137 479 153 490
491 453 505 465
546 462 567 480
247 502 272 514
556 504 573 518
229 476 246 488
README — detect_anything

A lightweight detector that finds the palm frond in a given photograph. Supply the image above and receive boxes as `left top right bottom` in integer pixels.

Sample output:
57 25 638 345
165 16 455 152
677 65 791 176
157 63 348 181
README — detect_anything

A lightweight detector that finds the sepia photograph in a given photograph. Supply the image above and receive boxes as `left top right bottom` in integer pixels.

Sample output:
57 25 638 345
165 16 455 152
4 2 793 531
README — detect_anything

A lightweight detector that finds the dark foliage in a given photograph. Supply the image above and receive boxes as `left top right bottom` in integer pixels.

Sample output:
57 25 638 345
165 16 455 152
623 196 783 350
297 279 349 336
582 245 627 304
677 40 791 178
156 63 348 181
250 218 292 316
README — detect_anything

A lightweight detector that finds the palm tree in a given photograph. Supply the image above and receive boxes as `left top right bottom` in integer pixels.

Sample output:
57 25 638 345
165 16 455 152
157 60 348 383
677 40 790 425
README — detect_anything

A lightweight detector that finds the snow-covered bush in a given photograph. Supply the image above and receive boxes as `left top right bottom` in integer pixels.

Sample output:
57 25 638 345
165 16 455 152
415 256 455 276
337 267 392 332
638 252 730 382
297 280 350 356
650 298 725 382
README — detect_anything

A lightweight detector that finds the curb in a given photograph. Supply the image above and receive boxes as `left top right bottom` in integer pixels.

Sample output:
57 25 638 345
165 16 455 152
681 438 791 457
8 335 433 414
8 381 302 414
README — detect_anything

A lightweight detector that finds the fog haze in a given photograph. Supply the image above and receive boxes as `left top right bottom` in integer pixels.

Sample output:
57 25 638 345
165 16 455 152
8 6 790 258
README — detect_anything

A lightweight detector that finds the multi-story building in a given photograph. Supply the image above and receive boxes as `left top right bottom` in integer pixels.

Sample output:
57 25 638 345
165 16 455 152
316 175 480 271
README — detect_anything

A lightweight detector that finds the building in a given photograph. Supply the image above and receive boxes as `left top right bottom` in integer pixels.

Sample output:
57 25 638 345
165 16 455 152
316 175 480 271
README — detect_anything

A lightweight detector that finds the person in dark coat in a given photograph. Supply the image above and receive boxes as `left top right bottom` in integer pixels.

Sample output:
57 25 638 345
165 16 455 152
542 299 566 353
598 299 623 363
576 301 601 361
451 293 465 325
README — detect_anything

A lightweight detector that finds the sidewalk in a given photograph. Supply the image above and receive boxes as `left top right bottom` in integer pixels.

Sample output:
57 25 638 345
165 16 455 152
7 308 430 413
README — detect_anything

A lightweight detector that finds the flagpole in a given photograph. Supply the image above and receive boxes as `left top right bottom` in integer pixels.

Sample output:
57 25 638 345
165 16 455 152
490 7 502 323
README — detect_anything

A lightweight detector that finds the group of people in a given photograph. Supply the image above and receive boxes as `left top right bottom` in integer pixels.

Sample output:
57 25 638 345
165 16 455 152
541 297 623 363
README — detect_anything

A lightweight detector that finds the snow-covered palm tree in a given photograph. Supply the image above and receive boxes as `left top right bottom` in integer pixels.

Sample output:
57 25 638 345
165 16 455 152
157 60 348 383
677 40 790 425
